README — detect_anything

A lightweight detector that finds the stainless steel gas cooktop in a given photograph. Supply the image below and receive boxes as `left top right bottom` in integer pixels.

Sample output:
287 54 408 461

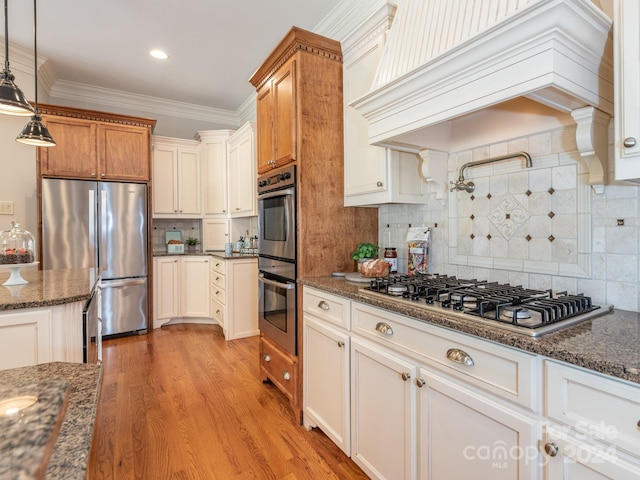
360 274 614 337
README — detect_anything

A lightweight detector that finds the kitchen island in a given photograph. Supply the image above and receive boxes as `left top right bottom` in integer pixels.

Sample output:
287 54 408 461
0 267 97 370
300 276 640 384
0 362 102 480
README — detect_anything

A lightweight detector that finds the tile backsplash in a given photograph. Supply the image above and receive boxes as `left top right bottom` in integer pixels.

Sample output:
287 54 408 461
378 124 640 312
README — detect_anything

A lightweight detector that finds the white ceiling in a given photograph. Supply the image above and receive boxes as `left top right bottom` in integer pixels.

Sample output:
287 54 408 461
3 0 344 113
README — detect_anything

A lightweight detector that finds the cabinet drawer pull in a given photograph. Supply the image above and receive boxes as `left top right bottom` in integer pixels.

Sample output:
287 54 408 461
216 309 220 314
282 371 291 381
263 354 271 362
337 341 345 347
401 372 411 381
375 322 394 335
544 442 559 457
317 300 330 310
624 137 637 148
416 378 426 388
446 348 474 366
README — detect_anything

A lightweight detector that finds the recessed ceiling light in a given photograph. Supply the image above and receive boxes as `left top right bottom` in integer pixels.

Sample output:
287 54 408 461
150 50 168 60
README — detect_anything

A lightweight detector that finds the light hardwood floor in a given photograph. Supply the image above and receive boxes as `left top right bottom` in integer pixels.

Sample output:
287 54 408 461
88 323 368 479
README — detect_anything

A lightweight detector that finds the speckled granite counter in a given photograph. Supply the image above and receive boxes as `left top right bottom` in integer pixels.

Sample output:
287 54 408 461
0 362 102 479
153 250 258 259
0 268 97 311
301 276 640 385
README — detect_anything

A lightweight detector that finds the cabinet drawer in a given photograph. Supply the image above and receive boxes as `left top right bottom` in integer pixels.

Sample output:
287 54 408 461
303 286 350 329
211 298 224 326
211 283 226 304
211 258 226 275
545 360 640 458
352 302 537 410
211 271 225 292
260 335 298 406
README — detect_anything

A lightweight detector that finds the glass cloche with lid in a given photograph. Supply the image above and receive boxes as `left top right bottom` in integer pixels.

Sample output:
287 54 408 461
0 221 35 264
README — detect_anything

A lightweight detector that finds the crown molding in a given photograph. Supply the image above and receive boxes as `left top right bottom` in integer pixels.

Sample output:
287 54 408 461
314 0 398 42
49 80 241 126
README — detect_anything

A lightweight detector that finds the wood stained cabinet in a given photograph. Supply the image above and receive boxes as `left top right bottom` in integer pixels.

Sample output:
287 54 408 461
37 104 155 182
250 27 379 423
255 59 296 173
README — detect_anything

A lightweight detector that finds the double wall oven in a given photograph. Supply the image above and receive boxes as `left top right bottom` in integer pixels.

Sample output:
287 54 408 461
257 165 297 355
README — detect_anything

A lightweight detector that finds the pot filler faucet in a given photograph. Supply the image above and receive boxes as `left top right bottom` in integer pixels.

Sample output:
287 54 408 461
449 151 533 193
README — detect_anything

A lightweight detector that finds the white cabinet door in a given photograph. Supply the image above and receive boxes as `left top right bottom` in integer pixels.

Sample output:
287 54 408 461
202 219 229 251
153 257 179 327
351 336 417 480
614 0 640 182
418 368 539 480
199 130 233 215
152 144 178 215
0 309 52 370
152 137 201 216
228 122 257 217
180 256 211 317
225 258 259 340
303 315 350 455
343 8 425 206
176 148 201 215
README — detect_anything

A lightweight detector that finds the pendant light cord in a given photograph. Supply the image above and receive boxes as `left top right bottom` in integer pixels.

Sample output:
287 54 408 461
32 0 38 113
4 0 10 73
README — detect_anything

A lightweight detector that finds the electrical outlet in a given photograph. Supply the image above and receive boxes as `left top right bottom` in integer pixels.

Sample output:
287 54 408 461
0 201 14 215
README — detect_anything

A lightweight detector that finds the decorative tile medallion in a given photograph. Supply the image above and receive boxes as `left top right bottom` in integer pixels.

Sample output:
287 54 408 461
488 193 530 240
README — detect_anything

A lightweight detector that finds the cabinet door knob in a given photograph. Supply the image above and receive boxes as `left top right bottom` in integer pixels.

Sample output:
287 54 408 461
337 341 345 347
235 207 241 210
624 137 637 148
446 348 475 366
401 372 411 381
544 442 559 457
376 181 383 187
101 173 106 178
375 322 394 335
416 378 426 388
318 300 330 310
282 371 291 381
91 172 96 177
263 354 271 362
216 309 220 314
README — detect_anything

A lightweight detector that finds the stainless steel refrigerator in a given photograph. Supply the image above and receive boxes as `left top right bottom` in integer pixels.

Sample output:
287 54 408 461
41 178 148 336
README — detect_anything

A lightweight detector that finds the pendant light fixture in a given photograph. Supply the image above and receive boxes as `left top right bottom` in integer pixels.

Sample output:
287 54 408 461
16 0 55 146
0 0 34 116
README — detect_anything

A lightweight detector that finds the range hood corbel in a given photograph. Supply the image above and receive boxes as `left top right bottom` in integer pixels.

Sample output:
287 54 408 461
418 149 448 205
571 106 610 194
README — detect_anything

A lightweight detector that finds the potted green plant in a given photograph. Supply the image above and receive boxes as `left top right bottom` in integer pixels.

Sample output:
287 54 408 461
352 242 379 274
185 236 200 252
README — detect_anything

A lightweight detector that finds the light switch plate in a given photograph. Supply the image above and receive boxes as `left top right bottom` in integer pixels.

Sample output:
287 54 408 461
0 201 14 215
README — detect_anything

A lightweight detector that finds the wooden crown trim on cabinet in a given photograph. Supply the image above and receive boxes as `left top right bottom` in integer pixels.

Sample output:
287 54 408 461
37 103 157 131
249 26 342 89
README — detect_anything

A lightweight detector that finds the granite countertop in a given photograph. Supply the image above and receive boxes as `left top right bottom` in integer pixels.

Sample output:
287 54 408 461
301 276 640 385
0 268 97 311
0 362 102 479
153 250 258 259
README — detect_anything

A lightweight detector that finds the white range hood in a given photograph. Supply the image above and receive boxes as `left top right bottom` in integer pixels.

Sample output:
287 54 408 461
351 0 614 192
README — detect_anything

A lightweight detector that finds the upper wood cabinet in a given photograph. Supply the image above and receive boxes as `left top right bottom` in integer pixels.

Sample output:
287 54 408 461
255 58 297 173
37 104 156 182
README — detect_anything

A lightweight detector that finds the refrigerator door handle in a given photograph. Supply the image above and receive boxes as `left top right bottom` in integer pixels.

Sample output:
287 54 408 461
88 188 96 268
101 278 146 288
100 188 108 273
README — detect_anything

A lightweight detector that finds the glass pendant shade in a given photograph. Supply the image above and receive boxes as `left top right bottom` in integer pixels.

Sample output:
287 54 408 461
16 113 55 146
0 0 34 116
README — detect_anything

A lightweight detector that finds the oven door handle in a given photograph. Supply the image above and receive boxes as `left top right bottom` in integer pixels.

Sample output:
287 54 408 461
258 274 295 290
258 188 295 200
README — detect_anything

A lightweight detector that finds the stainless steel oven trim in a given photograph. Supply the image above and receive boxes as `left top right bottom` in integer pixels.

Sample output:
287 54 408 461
258 274 295 289
257 185 296 263
258 272 297 355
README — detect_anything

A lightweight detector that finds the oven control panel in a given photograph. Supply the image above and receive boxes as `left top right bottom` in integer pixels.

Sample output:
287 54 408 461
258 165 295 193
